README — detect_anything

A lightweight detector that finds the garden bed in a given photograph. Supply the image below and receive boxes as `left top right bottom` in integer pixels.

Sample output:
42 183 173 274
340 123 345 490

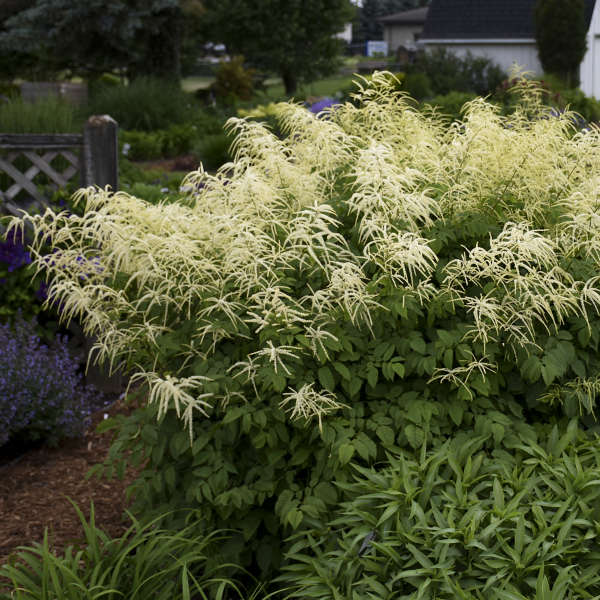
0 394 141 567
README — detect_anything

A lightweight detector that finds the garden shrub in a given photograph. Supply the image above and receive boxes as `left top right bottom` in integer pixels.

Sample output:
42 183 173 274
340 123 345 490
120 124 197 161
191 132 233 171
492 75 600 127
281 422 600 598
8 72 600 577
212 55 256 105
402 72 433 101
120 130 163 161
119 159 188 197
0 81 20 100
86 76 194 131
0 316 95 447
555 87 600 124
425 91 478 122
194 106 230 136
410 47 506 96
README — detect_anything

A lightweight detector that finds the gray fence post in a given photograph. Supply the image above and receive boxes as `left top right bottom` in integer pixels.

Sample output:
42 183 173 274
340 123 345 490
81 115 118 190
81 115 124 394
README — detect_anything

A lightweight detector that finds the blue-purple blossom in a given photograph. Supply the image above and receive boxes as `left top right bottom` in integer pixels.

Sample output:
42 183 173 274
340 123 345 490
308 97 337 115
0 316 100 447
0 238 31 272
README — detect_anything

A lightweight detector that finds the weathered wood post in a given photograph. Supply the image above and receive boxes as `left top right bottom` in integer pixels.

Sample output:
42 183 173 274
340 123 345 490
81 115 118 190
81 115 124 393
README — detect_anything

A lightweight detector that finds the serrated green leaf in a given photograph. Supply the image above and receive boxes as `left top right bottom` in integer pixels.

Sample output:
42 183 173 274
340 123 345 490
333 361 351 381
409 336 427 355
338 443 355 464
376 425 395 446
367 365 378 388
318 366 335 391
448 400 464 426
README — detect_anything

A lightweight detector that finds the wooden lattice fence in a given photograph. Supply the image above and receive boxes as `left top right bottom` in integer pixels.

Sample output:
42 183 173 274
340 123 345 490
0 115 118 216
0 115 122 392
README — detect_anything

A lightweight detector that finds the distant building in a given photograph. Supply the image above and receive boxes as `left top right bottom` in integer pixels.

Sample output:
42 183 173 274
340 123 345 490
336 22 353 44
580 2 600 98
417 0 600 98
378 7 429 54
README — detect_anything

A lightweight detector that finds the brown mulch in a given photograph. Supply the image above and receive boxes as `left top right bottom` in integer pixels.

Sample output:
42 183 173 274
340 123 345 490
0 395 143 568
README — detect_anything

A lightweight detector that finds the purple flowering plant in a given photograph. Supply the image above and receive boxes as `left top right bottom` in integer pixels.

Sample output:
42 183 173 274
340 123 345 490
0 234 44 323
0 188 84 326
0 315 97 447
307 97 337 116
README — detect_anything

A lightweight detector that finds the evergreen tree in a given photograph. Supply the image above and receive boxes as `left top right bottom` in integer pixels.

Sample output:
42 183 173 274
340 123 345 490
534 0 588 87
0 0 204 81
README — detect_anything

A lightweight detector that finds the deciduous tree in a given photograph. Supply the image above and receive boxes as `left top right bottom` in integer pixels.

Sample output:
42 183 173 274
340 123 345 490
200 0 355 95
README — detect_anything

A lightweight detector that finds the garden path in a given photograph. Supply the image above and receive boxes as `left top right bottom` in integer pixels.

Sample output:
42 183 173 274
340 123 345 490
0 396 141 568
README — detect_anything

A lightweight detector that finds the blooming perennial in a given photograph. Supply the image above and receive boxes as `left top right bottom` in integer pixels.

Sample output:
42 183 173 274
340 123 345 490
7 72 600 434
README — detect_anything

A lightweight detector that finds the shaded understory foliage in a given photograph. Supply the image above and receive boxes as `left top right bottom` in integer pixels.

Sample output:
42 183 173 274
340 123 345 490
6 73 600 595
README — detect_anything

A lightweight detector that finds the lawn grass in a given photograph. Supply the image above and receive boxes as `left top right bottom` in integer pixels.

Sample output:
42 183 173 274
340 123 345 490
181 76 216 93
261 75 355 100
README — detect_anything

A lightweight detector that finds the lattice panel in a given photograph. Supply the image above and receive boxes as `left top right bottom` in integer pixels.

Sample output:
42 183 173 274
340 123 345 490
0 149 80 213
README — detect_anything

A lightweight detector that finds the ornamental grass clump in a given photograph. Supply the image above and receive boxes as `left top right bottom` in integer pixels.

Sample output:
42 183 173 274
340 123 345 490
7 72 600 573
0 316 93 447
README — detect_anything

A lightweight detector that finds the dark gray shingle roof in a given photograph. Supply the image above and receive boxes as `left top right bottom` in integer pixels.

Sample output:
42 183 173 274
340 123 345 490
378 7 429 25
421 0 595 40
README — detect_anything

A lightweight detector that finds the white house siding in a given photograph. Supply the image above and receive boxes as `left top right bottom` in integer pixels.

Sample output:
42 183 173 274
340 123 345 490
336 23 353 44
420 40 543 76
384 24 425 53
581 1 600 99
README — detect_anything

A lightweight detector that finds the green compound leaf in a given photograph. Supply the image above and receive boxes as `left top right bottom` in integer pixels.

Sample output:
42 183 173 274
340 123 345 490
318 366 335 391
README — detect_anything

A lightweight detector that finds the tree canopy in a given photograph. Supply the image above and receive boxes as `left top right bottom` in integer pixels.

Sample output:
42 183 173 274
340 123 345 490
0 0 204 81
200 0 355 95
534 0 588 87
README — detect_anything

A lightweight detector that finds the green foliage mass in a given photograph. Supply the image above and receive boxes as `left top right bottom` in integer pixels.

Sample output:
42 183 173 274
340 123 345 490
282 422 600 598
0 504 249 600
200 0 355 95
0 0 195 81
0 96 81 134
9 73 600 580
120 125 197 161
408 48 506 96
425 91 478 122
87 77 194 131
212 56 257 105
535 0 588 88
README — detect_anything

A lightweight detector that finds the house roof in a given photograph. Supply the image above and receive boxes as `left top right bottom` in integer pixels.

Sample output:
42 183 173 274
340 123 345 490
378 7 429 25
421 0 595 40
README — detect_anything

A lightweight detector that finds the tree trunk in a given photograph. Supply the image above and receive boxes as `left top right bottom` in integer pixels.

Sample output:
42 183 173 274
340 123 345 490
282 70 298 96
